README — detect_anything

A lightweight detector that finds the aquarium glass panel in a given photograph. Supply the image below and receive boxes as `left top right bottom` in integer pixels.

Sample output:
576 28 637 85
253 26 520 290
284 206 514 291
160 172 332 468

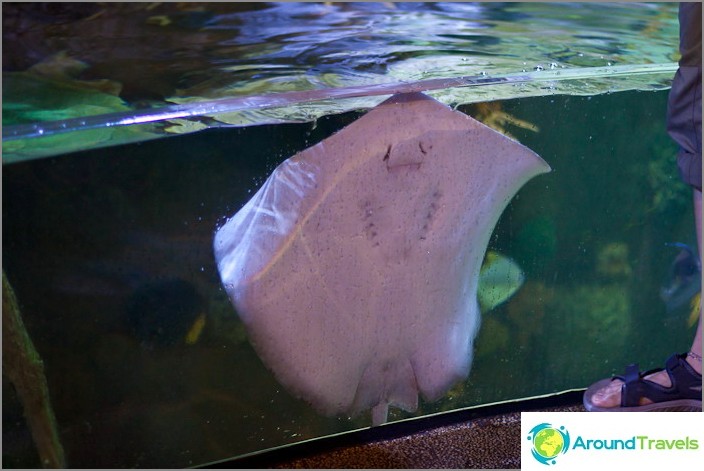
2 3 696 468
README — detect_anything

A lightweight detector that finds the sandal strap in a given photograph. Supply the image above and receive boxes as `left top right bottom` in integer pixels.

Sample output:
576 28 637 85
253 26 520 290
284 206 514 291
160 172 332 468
618 353 702 407
665 353 702 395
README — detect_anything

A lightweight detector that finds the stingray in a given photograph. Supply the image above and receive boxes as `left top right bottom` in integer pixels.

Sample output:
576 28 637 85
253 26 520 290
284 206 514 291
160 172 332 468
213 92 550 425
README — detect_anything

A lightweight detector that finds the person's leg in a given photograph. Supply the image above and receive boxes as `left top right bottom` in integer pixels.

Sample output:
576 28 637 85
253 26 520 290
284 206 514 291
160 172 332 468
589 190 702 408
689 189 702 371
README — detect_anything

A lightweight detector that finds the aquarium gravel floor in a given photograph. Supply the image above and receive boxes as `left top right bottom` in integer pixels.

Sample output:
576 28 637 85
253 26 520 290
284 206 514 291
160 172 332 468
204 390 585 469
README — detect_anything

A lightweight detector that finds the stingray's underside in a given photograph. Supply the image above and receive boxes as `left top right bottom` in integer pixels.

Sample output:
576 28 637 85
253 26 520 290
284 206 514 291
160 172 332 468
214 92 550 425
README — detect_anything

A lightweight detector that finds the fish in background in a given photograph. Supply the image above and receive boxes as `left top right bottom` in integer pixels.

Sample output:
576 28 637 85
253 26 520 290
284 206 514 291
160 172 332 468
660 242 701 326
477 251 525 313
50 229 214 347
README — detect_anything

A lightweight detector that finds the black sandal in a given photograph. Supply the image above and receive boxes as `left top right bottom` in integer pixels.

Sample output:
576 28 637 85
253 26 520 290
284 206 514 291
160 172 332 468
583 353 702 412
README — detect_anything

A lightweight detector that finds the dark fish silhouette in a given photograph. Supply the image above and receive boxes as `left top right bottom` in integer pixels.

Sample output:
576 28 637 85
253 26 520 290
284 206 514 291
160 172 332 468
660 242 701 315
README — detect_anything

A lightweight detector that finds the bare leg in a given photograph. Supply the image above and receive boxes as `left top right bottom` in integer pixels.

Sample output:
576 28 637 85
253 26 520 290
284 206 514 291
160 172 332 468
591 189 703 408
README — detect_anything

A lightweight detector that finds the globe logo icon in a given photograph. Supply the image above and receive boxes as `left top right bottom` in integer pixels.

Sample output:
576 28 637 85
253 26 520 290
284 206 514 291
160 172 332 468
526 423 570 465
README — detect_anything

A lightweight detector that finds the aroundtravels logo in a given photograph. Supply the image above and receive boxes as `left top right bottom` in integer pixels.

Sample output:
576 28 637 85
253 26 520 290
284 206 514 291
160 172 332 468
522 412 703 468
525 418 700 466
526 423 571 465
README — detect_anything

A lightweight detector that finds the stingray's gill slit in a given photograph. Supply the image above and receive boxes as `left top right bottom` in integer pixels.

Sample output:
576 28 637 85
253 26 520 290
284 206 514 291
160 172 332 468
382 144 391 162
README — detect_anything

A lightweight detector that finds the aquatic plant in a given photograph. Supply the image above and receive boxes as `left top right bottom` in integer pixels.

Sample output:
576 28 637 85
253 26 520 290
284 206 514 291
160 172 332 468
469 101 540 138
645 141 691 216
595 241 632 279
2 272 66 468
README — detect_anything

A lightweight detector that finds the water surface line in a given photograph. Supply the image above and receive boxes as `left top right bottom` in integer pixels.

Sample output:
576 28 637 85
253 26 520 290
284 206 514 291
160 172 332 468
2 63 677 141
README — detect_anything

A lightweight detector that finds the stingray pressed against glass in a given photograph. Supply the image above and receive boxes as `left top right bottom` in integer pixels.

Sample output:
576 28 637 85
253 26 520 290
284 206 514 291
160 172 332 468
213 93 551 426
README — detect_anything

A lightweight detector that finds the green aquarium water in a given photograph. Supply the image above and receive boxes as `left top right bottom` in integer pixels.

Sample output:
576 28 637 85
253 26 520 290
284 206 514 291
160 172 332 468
2 90 696 469
1 2 698 469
